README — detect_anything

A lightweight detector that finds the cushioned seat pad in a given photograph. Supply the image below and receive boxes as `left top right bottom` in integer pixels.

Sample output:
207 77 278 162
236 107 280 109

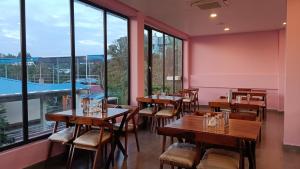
197 148 246 169
139 107 155 115
73 130 111 147
156 108 174 117
160 143 196 168
48 127 74 144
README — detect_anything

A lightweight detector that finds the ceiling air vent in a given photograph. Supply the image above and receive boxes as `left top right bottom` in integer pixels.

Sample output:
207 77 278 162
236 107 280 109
190 0 230 10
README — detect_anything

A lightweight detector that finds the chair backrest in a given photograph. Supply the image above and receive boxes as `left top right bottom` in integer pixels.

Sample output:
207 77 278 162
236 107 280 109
229 112 257 121
251 89 266 93
196 132 242 148
237 88 252 92
235 103 260 111
209 101 231 112
136 97 153 103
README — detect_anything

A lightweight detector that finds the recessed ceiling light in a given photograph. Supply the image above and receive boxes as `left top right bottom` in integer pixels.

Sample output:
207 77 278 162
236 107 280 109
224 27 230 31
283 22 287 25
210 13 218 18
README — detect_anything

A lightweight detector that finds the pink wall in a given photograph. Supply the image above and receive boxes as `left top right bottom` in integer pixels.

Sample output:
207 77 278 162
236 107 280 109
0 1 191 168
189 30 285 110
283 0 300 146
130 12 145 105
0 140 64 169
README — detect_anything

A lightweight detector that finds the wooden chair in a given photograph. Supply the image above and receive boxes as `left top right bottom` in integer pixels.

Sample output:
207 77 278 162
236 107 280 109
237 88 252 92
69 118 113 169
189 88 200 111
46 115 75 168
159 132 196 169
179 89 196 113
234 103 261 121
154 99 181 128
196 133 246 169
110 105 140 154
136 97 156 131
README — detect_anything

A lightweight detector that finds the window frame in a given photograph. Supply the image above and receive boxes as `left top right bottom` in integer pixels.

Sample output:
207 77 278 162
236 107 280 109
144 25 184 95
0 0 130 152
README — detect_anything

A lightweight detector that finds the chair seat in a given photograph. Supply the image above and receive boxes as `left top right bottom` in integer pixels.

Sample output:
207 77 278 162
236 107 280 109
160 143 197 168
113 123 135 131
73 130 111 147
156 108 174 117
197 148 246 169
220 109 231 112
48 127 74 144
139 107 155 115
183 98 192 103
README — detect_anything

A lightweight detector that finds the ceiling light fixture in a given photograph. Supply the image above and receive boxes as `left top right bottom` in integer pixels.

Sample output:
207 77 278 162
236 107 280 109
224 27 230 31
210 13 218 18
283 22 287 25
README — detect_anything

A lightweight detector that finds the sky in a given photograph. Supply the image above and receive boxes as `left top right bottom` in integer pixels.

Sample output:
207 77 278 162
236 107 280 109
0 0 128 57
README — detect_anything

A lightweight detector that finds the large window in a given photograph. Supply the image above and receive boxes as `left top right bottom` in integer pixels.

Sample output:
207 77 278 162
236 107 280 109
0 0 22 148
174 39 183 92
164 35 174 94
25 0 72 139
74 1 105 108
152 31 164 94
0 0 129 151
107 13 129 105
144 27 183 95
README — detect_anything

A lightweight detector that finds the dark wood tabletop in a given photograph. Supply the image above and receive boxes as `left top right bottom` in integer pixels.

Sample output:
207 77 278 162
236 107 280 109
45 108 130 122
212 98 266 107
158 115 261 141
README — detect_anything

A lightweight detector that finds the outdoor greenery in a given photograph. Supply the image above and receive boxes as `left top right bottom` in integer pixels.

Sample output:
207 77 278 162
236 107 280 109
107 37 129 104
0 104 13 147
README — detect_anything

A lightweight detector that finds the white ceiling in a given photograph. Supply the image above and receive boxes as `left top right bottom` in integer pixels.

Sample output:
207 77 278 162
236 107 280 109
119 0 287 36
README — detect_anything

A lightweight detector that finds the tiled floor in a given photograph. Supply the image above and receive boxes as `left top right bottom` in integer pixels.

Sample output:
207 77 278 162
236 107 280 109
31 110 300 169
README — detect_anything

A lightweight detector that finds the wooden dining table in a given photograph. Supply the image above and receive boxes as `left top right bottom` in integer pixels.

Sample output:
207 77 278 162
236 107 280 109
157 115 261 169
211 98 266 108
45 107 130 169
210 98 266 121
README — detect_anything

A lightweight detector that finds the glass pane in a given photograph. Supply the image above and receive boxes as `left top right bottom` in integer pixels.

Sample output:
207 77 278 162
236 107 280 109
144 29 149 95
175 39 183 92
152 31 164 94
107 13 129 104
74 1 104 108
0 0 23 147
164 35 174 94
26 0 71 138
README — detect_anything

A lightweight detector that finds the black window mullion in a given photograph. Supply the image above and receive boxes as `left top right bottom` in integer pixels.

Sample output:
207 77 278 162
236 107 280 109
173 37 175 94
162 34 165 92
127 19 131 104
104 11 108 98
20 0 29 142
70 0 76 110
148 29 152 95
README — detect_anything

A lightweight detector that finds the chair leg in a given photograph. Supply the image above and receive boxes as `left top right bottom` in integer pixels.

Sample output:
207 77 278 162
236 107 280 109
92 147 102 169
160 162 164 169
67 145 75 169
125 132 128 154
134 129 140 152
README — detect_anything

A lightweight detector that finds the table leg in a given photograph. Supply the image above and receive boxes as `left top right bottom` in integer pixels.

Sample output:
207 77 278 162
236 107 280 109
246 141 256 169
105 113 128 169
